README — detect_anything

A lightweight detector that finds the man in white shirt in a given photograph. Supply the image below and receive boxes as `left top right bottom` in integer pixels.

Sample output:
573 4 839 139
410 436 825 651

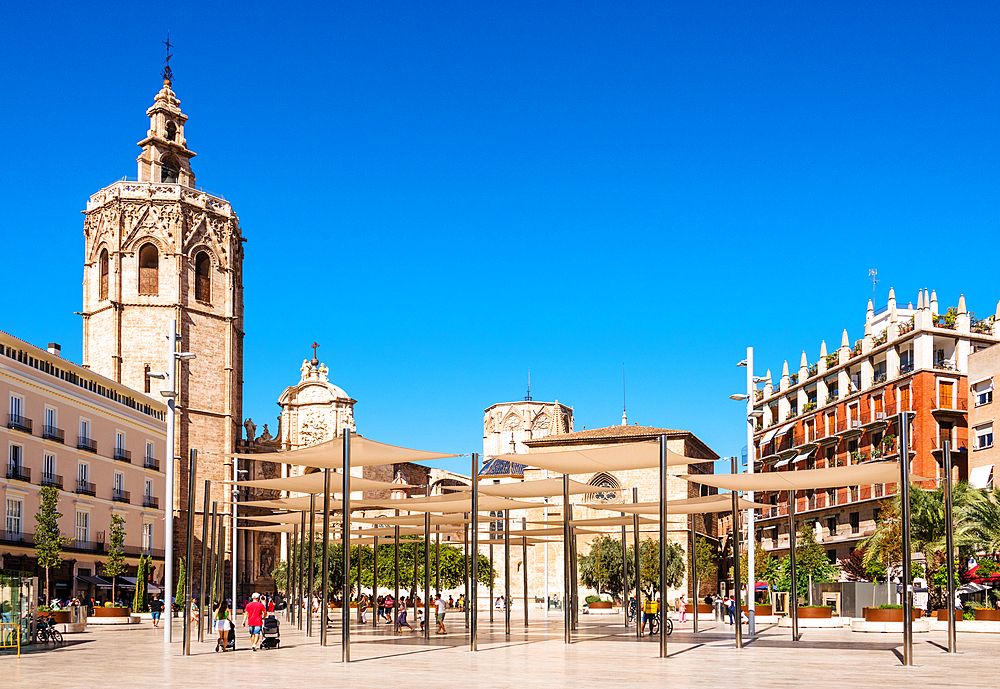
434 593 448 634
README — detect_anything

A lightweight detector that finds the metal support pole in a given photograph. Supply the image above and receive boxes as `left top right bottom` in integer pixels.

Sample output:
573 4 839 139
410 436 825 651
899 412 913 666
471 453 479 651
745 346 757 636
231 456 237 613
622 517 627 627
563 474 571 644
464 517 470 628
290 524 298 625
659 435 668 658
216 515 225 617
435 531 441 597
413 540 419 622
208 501 217 622
342 429 352 661
298 510 305 630
731 455 742 650
183 449 197 656
504 509 511 635
373 534 379 627
307 494 315 637
787 488 798 642
394 508 400 632
424 482 430 640
690 513 698 634
489 543 494 624
522 517 529 628
570 505 578 631
320 470 331 647
199 479 210 643
163 319 177 645
633 487 640 639
944 440 957 653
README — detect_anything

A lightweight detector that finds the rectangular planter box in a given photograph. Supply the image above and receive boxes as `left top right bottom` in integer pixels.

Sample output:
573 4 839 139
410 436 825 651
974 609 1000 621
862 608 923 622
588 601 613 609
93 607 131 618
797 607 832 619
696 604 712 614
740 605 774 616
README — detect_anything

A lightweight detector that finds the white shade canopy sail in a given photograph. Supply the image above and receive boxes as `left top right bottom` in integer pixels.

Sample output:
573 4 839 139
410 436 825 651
529 515 660 527
230 471 408 494
681 461 930 492
581 494 767 515
489 440 694 475
474 477 597 498
352 514 471 526
229 435 461 469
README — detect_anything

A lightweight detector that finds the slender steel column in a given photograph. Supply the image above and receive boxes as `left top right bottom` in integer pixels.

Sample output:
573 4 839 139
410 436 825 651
216 514 225 615
320 469 331 647
522 517 529 628
504 509 511 635
413 540 419 622
307 494 316 637
787 488 798 642
290 524 298 625
199 479 210 643
690 513 698 634
489 543 495 624
207 501 217 622
622 516 628 628
183 449 197 656
944 440 957 653
471 454 479 651
899 412 913 665
569 504 578 631
464 516 470 628
563 474 571 644
731 455 743 649
424 482 431 640
298 510 306 630
373 534 379 627
659 435 668 658
394 508 400 632
633 487 640 639
435 530 441 596
342 429 352 661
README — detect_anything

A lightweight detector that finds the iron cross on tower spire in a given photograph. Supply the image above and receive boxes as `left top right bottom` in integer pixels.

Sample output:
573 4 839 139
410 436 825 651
310 342 320 366
161 33 174 84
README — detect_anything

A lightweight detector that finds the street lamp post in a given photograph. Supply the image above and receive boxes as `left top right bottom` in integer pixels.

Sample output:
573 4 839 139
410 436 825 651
734 348 765 637
147 319 195 644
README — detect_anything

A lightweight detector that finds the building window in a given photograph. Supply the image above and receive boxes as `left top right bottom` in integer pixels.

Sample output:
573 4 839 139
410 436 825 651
826 549 837 563
114 471 124 492
826 488 836 506
165 121 177 142
849 512 860 534
80 418 91 442
975 423 994 450
43 453 56 480
899 386 911 412
8 444 23 473
116 431 126 452
826 516 837 537
142 522 154 550
99 248 109 301
9 393 23 420
75 511 90 545
138 243 159 295
146 441 155 461
194 251 211 303
825 447 835 468
899 348 913 373
588 472 620 502
973 379 994 407
5 498 22 537
939 381 954 409
160 155 179 183
78 461 89 483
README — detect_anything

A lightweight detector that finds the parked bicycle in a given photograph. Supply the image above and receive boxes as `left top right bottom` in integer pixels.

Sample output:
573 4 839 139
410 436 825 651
36 616 64 644
647 612 673 636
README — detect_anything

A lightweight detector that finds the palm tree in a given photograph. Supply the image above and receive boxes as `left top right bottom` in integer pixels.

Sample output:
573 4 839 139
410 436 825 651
966 491 1000 557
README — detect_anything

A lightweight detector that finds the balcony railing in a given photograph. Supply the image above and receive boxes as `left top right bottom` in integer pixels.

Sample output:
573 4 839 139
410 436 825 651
900 362 914 374
7 413 32 433
124 545 165 558
70 539 102 553
75 479 96 496
77 436 97 453
1 531 34 547
113 448 132 463
40 472 63 489
143 495 159 509
42 425 65 443
6 465 31 482
112 489 131 504
144 455 160 471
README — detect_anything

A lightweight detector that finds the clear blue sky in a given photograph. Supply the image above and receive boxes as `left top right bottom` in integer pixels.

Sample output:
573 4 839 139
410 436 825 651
2 2 998 476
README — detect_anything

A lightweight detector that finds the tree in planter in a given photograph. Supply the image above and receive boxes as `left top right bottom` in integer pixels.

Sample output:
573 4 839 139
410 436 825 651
33 485 71 603
578 535 630 600
631 539 685 598
840 547 885 582
772 522 840 603
694 537 718 593
133 554 149 613
176 557 186 614
103 513 127 604
731 543 775 602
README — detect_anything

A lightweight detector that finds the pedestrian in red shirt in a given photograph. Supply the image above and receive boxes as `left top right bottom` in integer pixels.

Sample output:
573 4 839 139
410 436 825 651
242 592 267 651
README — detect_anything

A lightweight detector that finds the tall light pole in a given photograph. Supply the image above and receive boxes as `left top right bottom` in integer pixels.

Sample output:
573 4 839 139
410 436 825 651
734 348 765 636
148 319 195 644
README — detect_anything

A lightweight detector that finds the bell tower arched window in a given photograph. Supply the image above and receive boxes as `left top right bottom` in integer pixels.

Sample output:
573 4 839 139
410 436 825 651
99 249 109 301
194 251 211 303
160 155 179 183
138 243 159 295
165 121 177 142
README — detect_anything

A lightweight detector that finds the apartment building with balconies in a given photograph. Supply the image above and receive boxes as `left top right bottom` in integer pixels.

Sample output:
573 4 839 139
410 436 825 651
968 343 1000 490
1 329 166 602
751 288 1000 564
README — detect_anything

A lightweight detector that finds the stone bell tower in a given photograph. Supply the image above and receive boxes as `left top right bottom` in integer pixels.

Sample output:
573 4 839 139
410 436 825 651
80 66 245 576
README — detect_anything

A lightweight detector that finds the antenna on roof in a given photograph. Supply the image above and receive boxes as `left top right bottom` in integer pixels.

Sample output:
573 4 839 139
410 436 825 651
525 367 531 401
621 363 627 426
869 268 879 298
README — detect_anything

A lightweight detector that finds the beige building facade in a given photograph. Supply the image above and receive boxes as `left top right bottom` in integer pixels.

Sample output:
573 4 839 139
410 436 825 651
1 330 166 600
483 399 573 457
968 336 1000 488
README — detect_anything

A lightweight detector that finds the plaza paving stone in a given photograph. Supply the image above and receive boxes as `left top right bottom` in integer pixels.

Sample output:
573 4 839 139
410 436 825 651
3 610 995 688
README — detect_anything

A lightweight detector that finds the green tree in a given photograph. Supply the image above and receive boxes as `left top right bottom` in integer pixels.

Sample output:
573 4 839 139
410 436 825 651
578 535 631 600
967 490 1000 557
694 537 718 591
103 513 127 603
33 485 71 602
630 540 684 598
176 557 186 611
133 555 149 613
772 522 840 603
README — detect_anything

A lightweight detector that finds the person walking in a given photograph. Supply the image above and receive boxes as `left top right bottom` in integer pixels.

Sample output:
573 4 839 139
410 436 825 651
214 600 232 652
435 593 448 634
726 595 736 625
242 592 267 651
640 597 659 635
678 595 687 624
396 602 415 633
150 595 164 628
359 594 369 625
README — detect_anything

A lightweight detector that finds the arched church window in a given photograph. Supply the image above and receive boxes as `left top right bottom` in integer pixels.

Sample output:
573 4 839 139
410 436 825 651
194 251 211 303
99 249 109 301
138 243 159 295
165 121 177 142
160 155 179 183
588 472 621 502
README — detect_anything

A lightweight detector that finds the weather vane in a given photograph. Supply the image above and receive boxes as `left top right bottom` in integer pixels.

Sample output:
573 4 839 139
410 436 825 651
868 268 879 298
161 33 174 83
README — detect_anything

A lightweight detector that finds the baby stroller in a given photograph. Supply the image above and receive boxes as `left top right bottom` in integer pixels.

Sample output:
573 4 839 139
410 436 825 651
260 616 280 649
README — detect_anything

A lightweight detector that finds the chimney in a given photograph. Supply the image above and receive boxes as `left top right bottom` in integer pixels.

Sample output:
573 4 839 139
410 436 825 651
48 343 61 357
